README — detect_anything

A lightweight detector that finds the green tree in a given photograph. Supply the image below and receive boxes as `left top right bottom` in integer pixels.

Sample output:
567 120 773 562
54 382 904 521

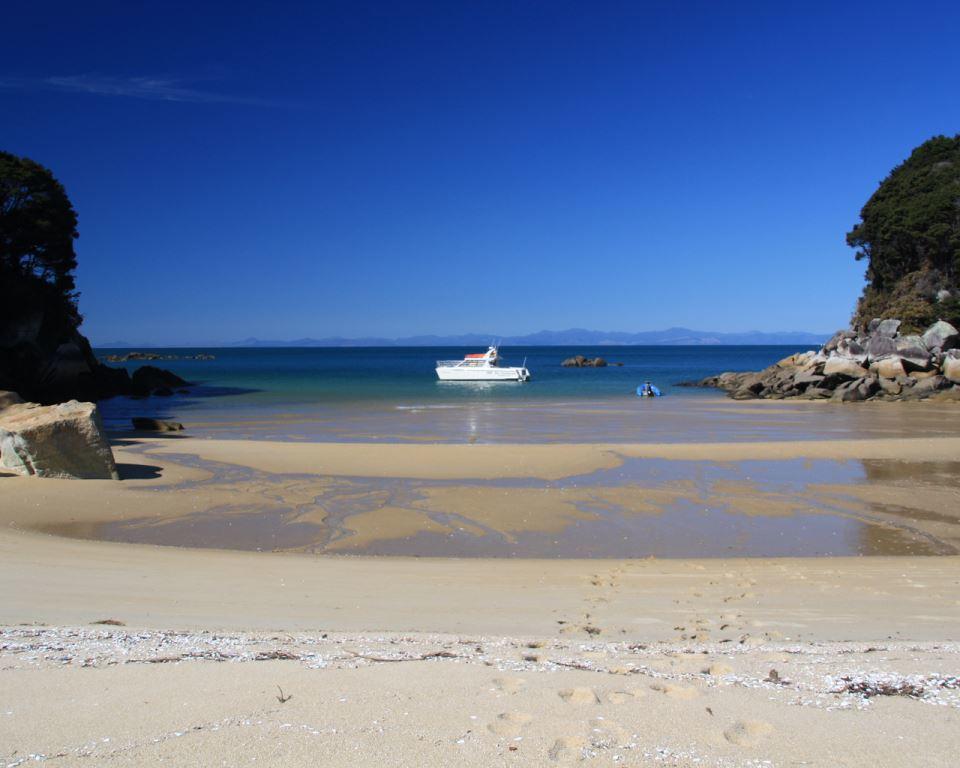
846 135 960 333
0 150 81 328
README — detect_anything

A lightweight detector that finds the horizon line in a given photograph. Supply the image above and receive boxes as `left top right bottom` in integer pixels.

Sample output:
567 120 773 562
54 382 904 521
91 326 833 348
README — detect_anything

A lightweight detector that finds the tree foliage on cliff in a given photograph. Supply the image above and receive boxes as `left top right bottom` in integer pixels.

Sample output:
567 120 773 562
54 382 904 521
0 151 81 329
846 135 960 332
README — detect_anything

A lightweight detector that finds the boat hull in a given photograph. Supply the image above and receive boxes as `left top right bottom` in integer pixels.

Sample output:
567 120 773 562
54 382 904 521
436 366 530 381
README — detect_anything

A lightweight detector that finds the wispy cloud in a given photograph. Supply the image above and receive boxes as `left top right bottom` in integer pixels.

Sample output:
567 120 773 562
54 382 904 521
0 74 271 106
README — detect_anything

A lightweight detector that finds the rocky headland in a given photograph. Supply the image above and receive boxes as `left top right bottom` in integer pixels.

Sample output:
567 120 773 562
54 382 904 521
694 318 960 402
0 315 192 402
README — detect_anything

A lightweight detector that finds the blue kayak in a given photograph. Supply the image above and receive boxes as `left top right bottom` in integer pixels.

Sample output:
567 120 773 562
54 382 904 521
636 384 662 397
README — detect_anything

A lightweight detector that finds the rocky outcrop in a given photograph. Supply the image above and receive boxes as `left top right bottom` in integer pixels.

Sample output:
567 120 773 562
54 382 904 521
562 356 608 367
0 313 129 404
132 417 184 432
103 351 215 363
0 309 192 404
922 321 959 352
103 351 175 363
0 398 118 479
130 366 189 396
694 319 960 403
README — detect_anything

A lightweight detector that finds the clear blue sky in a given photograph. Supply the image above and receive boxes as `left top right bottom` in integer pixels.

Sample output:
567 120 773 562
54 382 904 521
3 1 958 344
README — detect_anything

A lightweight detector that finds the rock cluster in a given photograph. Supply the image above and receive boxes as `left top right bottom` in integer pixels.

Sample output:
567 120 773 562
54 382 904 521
562 355 608 367
103 351 176 362
103 351 215 363
0 393 119 479
697 319 960 402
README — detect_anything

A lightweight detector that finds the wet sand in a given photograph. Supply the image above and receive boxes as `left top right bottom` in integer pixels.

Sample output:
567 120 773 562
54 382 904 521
6 434 959 557
3 405 960 766
105 394 960 444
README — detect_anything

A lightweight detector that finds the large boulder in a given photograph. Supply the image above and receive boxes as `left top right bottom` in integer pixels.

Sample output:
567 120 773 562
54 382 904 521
131 365 189 394
823 330 854 353
877 377 902 396
910 375 951 396
893 336 933 371
865 335 897 361
875 319 901 337
922 320 959 352
858 376 880 399
831 380 866 402
0 400 118 479
793 370 825 388
943 350 960 384
834 338 867 364
823 357 869 379
871 357 907 379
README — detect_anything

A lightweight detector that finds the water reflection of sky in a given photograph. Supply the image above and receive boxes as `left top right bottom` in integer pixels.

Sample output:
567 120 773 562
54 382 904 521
102 392 960 445
51 447 954 559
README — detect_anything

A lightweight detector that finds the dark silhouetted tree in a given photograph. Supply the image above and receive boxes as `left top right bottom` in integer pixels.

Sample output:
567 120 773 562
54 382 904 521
0 150 81 329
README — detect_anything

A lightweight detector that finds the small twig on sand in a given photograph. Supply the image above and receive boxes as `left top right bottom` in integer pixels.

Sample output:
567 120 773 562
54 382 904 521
345 650 460 663
277 685 292 703
91 619 126 626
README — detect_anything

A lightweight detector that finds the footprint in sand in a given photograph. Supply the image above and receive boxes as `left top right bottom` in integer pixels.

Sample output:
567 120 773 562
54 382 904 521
558 687 599 705
723 720 774 746
488 711 533 738
649 682 700 700
548 736 587 762
493 677 526 694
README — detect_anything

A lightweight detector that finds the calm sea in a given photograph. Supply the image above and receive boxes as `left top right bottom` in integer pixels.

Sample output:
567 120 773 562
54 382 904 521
95 345 812 442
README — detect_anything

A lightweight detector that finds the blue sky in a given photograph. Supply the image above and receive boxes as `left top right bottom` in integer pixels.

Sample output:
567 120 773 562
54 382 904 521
3 1 958 344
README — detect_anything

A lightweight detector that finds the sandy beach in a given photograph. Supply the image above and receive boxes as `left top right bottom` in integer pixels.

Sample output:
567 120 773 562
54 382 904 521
2 407 960 766
6 4 960 763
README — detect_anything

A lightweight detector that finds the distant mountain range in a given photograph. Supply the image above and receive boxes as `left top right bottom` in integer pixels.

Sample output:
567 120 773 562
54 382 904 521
95 327 831 348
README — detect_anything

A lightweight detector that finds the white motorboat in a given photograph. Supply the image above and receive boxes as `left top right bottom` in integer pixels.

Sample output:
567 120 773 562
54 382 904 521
436 346 531 382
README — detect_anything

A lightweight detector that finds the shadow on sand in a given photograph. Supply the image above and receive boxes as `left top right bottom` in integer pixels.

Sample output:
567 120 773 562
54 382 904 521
115 462 164 480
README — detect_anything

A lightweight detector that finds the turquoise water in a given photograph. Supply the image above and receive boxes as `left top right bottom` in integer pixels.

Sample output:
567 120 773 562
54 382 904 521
95 345 814 441
98 345 803 402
